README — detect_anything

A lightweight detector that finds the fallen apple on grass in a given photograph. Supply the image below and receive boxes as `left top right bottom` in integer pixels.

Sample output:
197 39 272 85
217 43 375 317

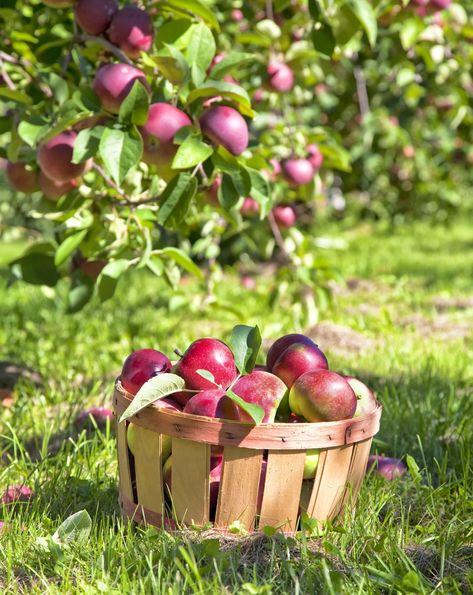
367 456 407 480
74 406 114 432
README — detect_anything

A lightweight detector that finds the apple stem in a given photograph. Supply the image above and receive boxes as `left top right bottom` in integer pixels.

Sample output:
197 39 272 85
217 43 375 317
173 348 184 358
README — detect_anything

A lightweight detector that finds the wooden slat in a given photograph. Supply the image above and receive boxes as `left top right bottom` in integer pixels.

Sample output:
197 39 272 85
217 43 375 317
116 419 134 503
133 425 164 516
306 445 355 524
215 447 263 531
258 450 306 532
339 438 373 512
172 438 210 525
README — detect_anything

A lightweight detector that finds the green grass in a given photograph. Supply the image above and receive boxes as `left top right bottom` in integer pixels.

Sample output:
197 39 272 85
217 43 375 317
1 220 472 593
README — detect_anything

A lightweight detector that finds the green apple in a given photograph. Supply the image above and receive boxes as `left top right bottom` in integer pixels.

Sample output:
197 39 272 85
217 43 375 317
304 449 319 479
127 423 172 462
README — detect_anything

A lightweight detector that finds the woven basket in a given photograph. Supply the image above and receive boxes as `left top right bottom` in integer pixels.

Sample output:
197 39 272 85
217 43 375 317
113 380 381 533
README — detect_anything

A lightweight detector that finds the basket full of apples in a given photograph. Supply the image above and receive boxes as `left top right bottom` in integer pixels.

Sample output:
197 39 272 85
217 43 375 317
113 326 381 533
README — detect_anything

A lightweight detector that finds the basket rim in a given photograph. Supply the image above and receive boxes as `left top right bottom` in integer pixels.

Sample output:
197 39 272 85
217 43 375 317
113 379 382 450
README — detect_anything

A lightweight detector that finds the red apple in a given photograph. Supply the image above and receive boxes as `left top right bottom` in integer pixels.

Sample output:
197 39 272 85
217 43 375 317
204 175 221 206
272 205 296 228
6 162 39 193
240 275 256 290
75 0 118 35
240 197 260 216
37 131 91 183
267 333 320 371
367 456 407 480
174 338 237 391
39 172 77 200
231 370 288 423
272 342 329 388
121 349 172 396
183 389 240 420
289 370 357 422
344 376 377 417
76 258 106 281
107 6 154 59
267 62 294 93
1 485 34 505
306 144 324 170
93 63 150 114
282 158 315 186
231 8 244 22
74 406 114 432
200 106 249 156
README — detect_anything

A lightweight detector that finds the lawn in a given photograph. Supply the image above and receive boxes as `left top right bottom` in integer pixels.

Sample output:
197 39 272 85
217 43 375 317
1 220 472 594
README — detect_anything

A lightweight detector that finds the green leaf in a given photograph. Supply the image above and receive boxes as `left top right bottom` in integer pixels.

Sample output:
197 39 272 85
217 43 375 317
196 369 216 384
157 173 197 227
218 174 240 210
406 454 422 484
187 22 216 73
187 81 254 117
67 275 95 314
118 80 150 126
160 0 220 31
97 259 131 302
210 52 255 79
311 23 335 57
54 229 88 267
52 510 92 547
99 127 143 185
40 111 95 144
348 0 377 48
247 168 272 218
226 389 264 425
147 255 164 277
308 0 322 20
400 18 425 50
172 135 213 169
119 373 186 422
72 127 104 163
160 247 203 278
229 324 262 375
0 88 33 105
13 252 59 287
18 118 49 148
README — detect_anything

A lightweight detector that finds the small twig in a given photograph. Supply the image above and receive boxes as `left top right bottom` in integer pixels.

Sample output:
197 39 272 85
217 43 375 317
267 210 292 264
93 163 129 199
354 65 370 118
266 0 274 21
0 56 16 91
78 34 133 65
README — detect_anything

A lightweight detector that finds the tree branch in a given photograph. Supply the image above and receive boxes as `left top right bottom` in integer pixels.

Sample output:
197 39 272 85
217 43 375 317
78 34 133 66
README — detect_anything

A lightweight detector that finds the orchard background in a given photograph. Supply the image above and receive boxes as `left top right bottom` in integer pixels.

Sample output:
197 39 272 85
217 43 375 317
1 0 472 593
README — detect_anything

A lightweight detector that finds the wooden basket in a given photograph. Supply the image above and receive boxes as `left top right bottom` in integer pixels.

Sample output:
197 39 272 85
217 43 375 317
113 381 382 533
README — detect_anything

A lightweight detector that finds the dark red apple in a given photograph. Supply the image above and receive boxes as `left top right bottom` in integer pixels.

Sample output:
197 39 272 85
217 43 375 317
267 62 294 93
74 406 114 432
107 6 153 59
306 144 324 170
1 485 34 505
183 389 240 421
76 258 106 281
37 131 91 183
39 171 77 200
231 370 287 423
240 197 260 216
430 0 451 9
6 162 39 193
93 63 150 114
75 0 118 35
272 205 296 228
200 106 249 156
140 103 191 168
272 342 329 388
174 338 237 391
282 158 315 186
344 376 377 417
267 333 321 371
367 456 407 480
121 349 172 396
289 370 357 422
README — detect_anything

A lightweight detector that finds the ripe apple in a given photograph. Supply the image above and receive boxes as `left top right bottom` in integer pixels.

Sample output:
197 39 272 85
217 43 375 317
304 449 319 479
204 175 221 206
272 342 329 388
231 370 288 423
200 106 249 156
289 370 357 422
174 338 237 391
93 63 150 114
120 349 172 396
39 171 77 200
74 406 114 432
367 456 407 480
6 162 39 193
75 0 118 35
267 62 294 92
107 6 154 59
272 205 296 228
127 423 172 462
37 131 91 183
183 389 240 421
240 197 260 216
282 158 315 186
1 485 34 505
75 257 106 281
344 376 377 417
266 333 321 371
306 144 324 170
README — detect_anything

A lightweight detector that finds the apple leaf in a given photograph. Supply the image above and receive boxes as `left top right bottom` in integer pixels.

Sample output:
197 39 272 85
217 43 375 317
209 52 254 79
119 373 186 422
196 369 216 384
118 80 150 126
229 324 262 375
226 389 264 425
52 510 92 547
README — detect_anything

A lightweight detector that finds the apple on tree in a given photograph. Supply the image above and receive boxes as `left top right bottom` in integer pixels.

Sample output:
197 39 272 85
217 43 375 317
93 64 150 114
282 158 315 186
6 162 39 193
272 205 296 228
39 172 77 201
37 131 92 183
74 0 118 35
107 6 154 59
200 106 249 156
